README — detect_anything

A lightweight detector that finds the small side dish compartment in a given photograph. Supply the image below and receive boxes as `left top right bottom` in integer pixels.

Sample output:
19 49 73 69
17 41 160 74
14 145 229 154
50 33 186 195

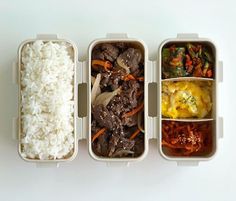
159 37 218 160
18 38 78 162
88 37 148 161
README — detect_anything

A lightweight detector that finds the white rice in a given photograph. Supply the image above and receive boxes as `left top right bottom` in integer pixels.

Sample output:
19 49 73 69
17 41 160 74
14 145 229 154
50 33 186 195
20 40 75 160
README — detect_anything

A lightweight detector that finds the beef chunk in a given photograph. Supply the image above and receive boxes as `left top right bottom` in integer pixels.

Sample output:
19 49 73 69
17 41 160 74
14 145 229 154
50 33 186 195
101 44 119 62
107 80 140 116
92 104 113 130
117 48 142 73
132 135 144 157
92 44 119 62
100 68 125 90
108 134 120 156
122 115 138 127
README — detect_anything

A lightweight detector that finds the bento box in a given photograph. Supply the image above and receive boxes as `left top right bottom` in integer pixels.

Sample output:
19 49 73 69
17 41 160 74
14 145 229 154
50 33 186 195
12 33 223 167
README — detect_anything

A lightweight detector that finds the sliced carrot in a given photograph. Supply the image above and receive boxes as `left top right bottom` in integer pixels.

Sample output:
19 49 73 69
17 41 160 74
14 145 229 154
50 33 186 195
92 128 107 142
137 77 144 82
136 91 144 98
129 129 141 140
92 60 112 71
122 102 144 118
123 74 136 81
206 69 213 78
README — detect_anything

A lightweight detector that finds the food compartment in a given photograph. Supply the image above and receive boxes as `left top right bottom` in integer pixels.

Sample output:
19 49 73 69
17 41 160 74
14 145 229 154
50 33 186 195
161 80 214 119
18 39 78 161
161 120 215 157
89 40 147 160
161 41 215 79
159 38 218 159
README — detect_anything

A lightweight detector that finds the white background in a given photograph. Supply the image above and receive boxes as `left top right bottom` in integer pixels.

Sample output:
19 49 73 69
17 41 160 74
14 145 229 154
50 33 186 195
0 0 235 201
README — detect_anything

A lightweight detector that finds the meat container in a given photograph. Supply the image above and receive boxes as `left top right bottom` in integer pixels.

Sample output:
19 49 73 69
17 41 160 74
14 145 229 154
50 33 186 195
88 33 150 163
12 34 86 167
12 33 223 167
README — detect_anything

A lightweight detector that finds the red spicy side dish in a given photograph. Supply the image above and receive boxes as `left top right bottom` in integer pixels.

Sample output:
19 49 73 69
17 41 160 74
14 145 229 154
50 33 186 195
162 121 213 156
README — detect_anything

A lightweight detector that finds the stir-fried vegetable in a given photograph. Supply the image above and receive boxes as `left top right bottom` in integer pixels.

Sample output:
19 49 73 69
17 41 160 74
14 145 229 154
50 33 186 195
129 128 141 140
92 60 112 71
162 43 214 79
91 73 101 104
94 87 121 107
92 128 107 142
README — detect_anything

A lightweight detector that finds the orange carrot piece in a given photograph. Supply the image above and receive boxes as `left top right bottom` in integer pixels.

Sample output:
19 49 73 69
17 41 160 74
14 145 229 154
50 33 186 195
137 77 144 81
136 91 144 98
122 102 144 118
92 128 107 142
124 74 136 81
92 60 112 71
129 129 141 140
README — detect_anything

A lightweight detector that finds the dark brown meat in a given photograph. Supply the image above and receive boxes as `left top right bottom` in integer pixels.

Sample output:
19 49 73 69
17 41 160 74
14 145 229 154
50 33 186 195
92 104 113 130
122 115 138 127
117 48 142 73
92 44 119 62
100 68 125 90
107 80 140 117
132 135 144 157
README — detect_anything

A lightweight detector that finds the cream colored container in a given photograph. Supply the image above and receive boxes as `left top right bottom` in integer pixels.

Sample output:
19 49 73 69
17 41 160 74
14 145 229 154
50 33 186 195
12 34 86 167
158 33 223 166
12 33 223 167
88 33 150 164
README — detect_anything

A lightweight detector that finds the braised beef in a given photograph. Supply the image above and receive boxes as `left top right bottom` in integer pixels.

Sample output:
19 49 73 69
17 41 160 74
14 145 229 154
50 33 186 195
117 48 142 73
91 42 144 158
100 68 125 90
92 104 113 129
92 44 119 62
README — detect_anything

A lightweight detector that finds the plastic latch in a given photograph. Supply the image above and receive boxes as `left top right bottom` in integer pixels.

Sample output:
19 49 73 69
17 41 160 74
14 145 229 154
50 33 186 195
36 34 58 40
36 163 59 168
218 61 223 83
177 33 199 39
218 117 224 139
147 117 158 139
76 61 88 140
106 33 128 39
147 60 158 139
177 161 199 166
12 61 18 84
12 117 18 140
106 162 130 167
147 60 158 83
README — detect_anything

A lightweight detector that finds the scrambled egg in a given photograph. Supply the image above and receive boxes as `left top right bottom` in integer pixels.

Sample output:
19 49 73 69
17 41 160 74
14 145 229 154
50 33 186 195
162 81 212 118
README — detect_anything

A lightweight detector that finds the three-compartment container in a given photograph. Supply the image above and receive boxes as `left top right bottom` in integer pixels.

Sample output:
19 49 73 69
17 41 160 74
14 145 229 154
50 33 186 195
12 33 223 167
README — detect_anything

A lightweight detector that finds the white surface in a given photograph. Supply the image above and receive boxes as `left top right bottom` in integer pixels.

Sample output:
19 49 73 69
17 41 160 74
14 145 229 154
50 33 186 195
0 0 234 200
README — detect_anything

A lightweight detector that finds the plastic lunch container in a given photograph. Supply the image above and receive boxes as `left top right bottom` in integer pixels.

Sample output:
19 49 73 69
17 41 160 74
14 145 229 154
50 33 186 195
12 33 223 167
